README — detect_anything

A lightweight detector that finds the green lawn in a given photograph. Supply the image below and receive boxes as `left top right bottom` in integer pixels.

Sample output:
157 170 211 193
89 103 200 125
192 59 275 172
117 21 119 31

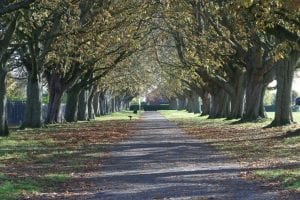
160 110 300 192
266 112 300 122
0 111 138 199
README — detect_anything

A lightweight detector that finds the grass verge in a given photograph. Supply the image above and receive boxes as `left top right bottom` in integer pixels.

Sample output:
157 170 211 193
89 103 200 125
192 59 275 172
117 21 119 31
160 110 300 193
0 111 138 199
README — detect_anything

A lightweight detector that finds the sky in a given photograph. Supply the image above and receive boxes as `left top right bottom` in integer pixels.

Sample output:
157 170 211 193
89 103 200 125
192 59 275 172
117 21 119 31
268 70 300 93
293 77 300 92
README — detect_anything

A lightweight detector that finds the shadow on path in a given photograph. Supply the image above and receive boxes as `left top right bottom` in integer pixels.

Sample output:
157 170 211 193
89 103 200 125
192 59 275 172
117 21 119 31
79 112 289 200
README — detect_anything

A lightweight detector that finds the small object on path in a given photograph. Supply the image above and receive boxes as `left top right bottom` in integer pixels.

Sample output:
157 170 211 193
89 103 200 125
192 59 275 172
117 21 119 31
128 116 133 120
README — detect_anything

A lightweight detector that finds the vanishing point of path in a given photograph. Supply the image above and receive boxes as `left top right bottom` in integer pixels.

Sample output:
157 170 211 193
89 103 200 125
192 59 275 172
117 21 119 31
91 112 286 200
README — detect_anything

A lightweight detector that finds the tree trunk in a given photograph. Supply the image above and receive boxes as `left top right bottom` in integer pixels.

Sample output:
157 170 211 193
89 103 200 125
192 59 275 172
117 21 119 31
222 93 231 117
192 92 200 114
88 86 97 120
22 74 43 128
65 87 81 122
270 51 299 126
186 97 193 113
177 96 186 110
93 91 100 117
111 97 116 113
209 88 227 118
228 73 246 119
45 75 64 124
99 92 106 115
78 89 88 121
0 70 8 136
169 97 178 110
106 95 112 114
242 71 265 121
200 91 210 116
259 85 268 118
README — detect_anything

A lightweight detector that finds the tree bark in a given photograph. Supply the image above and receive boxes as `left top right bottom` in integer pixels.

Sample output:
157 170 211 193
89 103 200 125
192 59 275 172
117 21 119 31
0 70 9 136
209 88 228 118
22 73 43 128
186 96 193 113
200 91 210 116
169 97 178 110
270 51 299 126
106 95 112 114
78 89 89 121
65 87 81 122
88 85 97 120
93 91 100 117
259 85 268 118
111 97 116 113
177 96 186 110
192 92 200 114
242 69 265 121
228 72 246 119
45 74 64 124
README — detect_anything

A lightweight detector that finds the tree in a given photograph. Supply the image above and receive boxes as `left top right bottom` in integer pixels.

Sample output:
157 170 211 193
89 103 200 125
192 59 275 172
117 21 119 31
0 0 35 136
0 0 35 16
16 1 67 128
0 15 18 136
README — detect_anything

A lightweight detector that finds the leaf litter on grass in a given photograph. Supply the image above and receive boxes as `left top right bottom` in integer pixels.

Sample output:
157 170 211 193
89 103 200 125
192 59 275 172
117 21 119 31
0 119 136 199
160 110 300 195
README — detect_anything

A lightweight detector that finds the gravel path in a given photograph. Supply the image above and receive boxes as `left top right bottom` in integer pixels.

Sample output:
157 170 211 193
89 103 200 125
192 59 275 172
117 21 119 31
92 112 284 200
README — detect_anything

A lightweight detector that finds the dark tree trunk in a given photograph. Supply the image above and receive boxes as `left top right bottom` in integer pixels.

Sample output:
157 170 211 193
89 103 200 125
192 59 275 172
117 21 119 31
78 90 88 121
88 86 97 120
65 87 81 122
209 88 227 118
259 85 268 118
186 96 193 113
242 71 265 121
0 70 8 136
22 74 43 128
200 91 210 116
169 97 178 110
192 92 200 114
93 91 100 117
222 94 231 117
106 96 112 114
45 74 64 124
124 101 130 110
270 51 299 126
99 92 106 115
177 96 186 110
115 99 122 112
111 97 116 113
228 73 246 119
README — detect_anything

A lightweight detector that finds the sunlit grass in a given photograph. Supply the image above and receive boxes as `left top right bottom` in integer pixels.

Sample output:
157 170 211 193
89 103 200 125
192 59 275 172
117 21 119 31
266 112 300 122
44 173 71 183
256 169 300 191
0 179 39 200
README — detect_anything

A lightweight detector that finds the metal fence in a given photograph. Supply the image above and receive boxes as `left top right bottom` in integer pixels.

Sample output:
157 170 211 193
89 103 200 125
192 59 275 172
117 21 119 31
7 101 26 125
7 101 66 126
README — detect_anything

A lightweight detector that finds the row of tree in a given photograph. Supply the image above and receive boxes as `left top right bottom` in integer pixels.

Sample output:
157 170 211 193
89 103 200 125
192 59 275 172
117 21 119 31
154 0 299 127
0 0 160 136
1 0 299 136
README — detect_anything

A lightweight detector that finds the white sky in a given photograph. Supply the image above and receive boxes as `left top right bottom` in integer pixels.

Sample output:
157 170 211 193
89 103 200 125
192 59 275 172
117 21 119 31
293 77 300 92
268 70 300 93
